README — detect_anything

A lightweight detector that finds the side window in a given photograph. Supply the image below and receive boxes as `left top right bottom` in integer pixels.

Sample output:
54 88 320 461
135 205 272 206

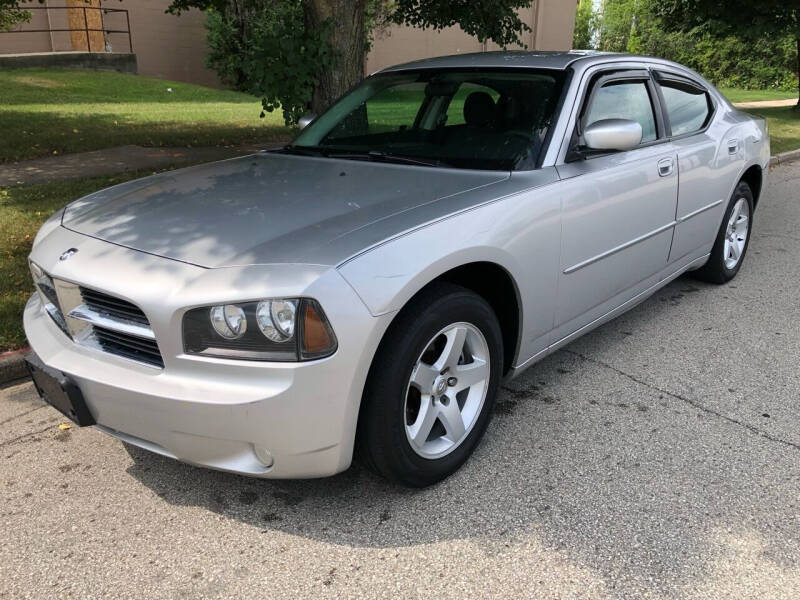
658 80 711 136
584 80 657 143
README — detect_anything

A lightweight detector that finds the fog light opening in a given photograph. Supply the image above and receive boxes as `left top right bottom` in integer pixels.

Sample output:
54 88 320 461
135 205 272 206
253 445 274 468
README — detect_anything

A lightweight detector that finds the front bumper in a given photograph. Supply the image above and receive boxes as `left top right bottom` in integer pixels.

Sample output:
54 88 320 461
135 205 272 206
25 293 388 478
24 228 393 478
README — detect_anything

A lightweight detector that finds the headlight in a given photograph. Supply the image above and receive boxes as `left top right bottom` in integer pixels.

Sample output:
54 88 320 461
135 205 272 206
183 298 337 361
29 260 59 308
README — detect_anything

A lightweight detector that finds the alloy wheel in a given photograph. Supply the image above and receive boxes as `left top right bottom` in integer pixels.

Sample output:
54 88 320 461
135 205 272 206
724 197 750 270
404 322 490 459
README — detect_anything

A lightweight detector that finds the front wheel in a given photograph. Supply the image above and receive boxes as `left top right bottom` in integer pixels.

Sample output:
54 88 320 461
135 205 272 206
357 283 503 487
694 181 754 284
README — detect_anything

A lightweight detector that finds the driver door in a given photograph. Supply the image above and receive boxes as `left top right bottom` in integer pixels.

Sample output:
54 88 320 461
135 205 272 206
553 70 679 341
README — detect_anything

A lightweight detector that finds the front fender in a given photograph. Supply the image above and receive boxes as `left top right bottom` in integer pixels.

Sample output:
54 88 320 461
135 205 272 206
337 174 564 363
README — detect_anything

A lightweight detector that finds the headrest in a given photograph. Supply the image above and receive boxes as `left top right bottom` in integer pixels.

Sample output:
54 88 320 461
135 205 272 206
463 91 496 128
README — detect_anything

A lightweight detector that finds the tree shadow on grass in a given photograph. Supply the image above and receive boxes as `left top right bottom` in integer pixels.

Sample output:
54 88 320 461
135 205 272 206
0 109 290 163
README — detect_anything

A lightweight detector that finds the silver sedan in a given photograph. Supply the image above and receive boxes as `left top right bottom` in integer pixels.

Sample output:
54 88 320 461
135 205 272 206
24 51 769 486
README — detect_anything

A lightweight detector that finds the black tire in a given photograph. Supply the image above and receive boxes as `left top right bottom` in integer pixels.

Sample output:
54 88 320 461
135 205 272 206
356 282 504 487
694 181 754 284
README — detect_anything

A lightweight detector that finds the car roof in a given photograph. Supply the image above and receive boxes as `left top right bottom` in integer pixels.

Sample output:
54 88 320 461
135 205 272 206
376 50 631 74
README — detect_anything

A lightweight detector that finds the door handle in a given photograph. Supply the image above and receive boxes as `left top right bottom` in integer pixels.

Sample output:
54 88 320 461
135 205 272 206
728 139 740 154
658 158 674 177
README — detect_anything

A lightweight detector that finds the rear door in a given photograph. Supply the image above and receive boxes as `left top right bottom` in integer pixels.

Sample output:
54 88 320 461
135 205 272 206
554 70 679 340
652 71 742 263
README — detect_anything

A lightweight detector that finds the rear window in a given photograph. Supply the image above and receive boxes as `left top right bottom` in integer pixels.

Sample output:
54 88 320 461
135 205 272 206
658 80 712 136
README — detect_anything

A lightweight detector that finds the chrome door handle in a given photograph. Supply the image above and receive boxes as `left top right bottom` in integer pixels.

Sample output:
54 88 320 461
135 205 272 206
728 139 740 154
658 158 674 177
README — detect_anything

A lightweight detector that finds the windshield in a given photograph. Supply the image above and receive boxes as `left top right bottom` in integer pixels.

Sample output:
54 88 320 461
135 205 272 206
291 69 566 171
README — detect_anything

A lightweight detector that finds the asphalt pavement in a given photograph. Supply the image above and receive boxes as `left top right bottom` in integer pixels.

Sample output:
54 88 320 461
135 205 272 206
2 163 800 599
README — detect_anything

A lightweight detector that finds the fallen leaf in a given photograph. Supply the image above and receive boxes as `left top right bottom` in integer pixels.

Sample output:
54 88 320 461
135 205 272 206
58 423 72 430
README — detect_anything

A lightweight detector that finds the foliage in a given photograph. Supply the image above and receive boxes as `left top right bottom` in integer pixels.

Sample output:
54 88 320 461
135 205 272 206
175 0 536 125
577 0 799 92
0 0 34 31
388 0 532 48
205 1 335 125
0 6 29 31
573 0 596 50
654 0 796 34
655 0 800 96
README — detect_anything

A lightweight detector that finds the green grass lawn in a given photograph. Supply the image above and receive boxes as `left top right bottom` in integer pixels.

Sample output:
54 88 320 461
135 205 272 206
0 68 292 163
720 88 798 104
0 171 161 351
737 106 800 155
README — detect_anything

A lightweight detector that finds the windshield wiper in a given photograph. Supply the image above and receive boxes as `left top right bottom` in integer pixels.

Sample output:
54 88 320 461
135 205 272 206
325 150 452 169
273 146 452 168
272 144 329 157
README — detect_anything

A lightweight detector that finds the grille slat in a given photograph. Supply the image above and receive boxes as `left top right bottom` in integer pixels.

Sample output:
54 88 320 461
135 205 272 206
80 287 149 325
93 327 164 368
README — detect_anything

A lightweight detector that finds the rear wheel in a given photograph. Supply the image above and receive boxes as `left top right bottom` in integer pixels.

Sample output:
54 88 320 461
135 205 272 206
694 181 754 284
357 283 503 487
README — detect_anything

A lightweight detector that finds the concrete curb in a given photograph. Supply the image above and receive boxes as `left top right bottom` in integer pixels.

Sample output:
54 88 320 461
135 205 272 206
770 148 800 167
0 149 798 386
0 348 29 385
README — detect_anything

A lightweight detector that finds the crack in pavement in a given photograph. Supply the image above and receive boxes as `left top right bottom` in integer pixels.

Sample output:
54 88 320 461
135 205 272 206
0 405 46 427
0 424 58 449
564 349 800 452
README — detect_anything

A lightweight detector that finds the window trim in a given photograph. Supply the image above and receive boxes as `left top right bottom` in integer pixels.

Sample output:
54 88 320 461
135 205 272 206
568 69 666 161
652 70 717 140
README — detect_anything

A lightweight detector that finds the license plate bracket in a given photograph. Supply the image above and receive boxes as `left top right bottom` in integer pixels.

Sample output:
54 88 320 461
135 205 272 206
25 353 95 426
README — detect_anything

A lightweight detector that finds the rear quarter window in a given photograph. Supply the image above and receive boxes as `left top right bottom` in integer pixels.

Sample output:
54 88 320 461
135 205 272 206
659 81 712 136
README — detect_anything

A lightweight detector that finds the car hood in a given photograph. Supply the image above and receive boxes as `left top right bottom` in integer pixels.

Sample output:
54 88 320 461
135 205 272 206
62 153 509 268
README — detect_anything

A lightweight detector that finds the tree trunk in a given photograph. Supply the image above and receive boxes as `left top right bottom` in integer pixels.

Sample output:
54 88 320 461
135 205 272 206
304 0 367 115
796 36 800 110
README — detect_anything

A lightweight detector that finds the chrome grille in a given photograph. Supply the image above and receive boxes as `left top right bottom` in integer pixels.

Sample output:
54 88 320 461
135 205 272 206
34 271 165 369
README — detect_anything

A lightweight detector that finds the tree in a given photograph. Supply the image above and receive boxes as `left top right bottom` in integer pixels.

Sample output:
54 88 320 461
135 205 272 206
656 0 800 106
168 0 536 121
573 0 596 50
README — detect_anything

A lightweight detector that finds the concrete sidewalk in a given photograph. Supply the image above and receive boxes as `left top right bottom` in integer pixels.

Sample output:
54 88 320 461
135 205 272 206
734 98 798 109
0 143 282 187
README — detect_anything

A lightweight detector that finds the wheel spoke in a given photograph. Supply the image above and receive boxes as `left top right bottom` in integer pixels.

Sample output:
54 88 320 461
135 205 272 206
438 396 466 442
451 358 489 392
730 199 742 225
410 362 439 392
730 239 741 260
432 325 467 373
408 396 438 448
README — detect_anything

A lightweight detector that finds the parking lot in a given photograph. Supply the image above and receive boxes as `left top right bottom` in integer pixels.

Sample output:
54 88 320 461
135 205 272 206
2 162 799 599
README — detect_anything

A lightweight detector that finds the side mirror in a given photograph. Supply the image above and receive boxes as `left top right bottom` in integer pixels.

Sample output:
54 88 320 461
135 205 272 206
583 118 642 152
297 113 317 130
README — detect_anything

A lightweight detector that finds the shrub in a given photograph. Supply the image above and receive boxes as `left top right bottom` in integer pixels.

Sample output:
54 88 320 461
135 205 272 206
205 1 334 125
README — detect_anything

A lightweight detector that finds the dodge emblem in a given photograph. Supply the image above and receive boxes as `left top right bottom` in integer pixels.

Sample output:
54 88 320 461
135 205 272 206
59 248 78 261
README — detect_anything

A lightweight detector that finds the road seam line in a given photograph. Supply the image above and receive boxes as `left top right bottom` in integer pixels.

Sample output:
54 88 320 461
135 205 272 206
0 424 58 449
0 405 46 427
564 349 800 452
